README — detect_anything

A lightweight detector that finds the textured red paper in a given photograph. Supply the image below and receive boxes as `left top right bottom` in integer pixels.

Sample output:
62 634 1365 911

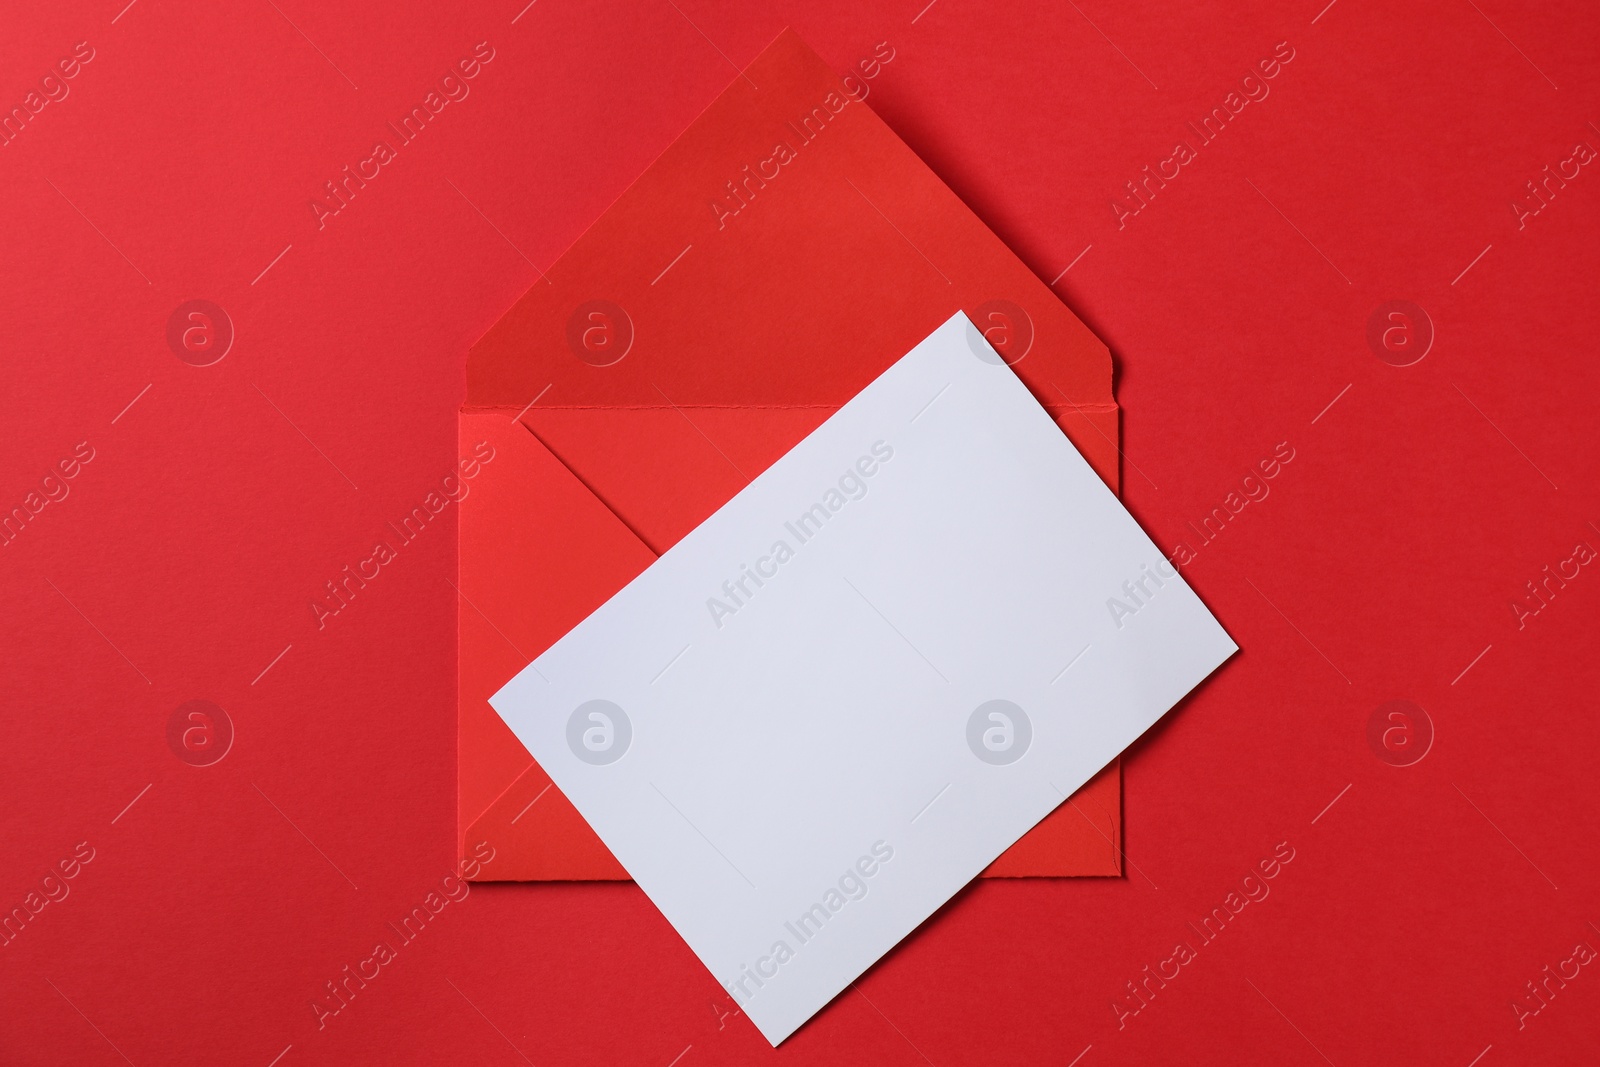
3 1 1596 1064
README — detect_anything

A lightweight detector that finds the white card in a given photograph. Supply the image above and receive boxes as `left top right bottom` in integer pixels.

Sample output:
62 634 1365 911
491 312 1235 1044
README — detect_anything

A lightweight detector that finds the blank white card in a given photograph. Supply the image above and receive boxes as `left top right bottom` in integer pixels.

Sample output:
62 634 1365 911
491 312 1235 1044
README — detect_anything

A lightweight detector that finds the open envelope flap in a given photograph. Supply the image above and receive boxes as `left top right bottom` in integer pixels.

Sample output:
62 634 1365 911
463 31 1112 515
459 29 1125 879
465 31 1109 413
463 28 1113 552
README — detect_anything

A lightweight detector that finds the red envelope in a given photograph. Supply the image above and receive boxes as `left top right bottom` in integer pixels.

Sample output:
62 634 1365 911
458 29 1122 881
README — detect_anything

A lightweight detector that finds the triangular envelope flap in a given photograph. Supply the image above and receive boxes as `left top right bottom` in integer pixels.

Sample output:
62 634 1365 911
457 414 654 870
463 28 1110 415
520 396 1122 556
524 406 830 553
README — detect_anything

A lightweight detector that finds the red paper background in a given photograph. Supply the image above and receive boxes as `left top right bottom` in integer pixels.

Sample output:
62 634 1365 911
2 1 1596 1064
